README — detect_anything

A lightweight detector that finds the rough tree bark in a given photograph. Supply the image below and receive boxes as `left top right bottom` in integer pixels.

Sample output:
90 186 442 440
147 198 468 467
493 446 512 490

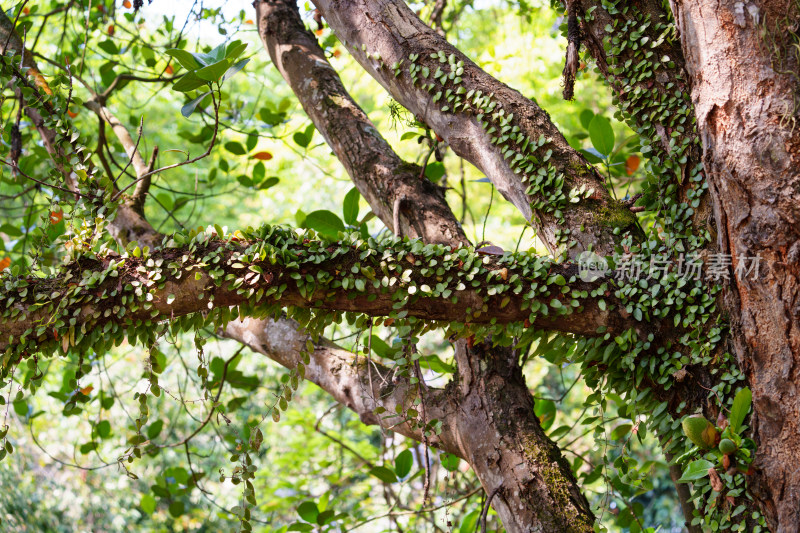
669 2 800 531
257 0 465 247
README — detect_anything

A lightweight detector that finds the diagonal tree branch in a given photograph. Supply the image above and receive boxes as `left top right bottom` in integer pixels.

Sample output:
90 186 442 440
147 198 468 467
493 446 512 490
0 12 69 182
256 0 468 247
310 0 640 257
566 0 711 235
226 317 458 452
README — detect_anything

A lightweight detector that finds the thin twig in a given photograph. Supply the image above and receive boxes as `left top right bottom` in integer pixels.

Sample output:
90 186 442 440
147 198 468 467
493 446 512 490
131 146 159 214
159 345 245 449
0 159 90 198
480 484 502 533
111 90 222 202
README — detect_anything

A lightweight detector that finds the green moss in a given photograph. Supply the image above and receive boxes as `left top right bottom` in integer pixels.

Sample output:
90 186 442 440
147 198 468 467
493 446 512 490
594 200 637 230
523 436 593 532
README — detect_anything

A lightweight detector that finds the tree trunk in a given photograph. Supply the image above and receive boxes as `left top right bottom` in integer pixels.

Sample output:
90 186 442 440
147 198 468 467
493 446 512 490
670 1 800 530
448 341 595 532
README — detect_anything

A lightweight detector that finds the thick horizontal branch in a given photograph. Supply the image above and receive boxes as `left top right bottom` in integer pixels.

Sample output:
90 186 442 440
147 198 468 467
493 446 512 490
0 228 635 356
311 0 639 256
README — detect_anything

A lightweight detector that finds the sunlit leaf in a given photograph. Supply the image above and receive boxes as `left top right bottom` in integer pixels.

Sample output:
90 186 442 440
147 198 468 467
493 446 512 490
677 459 714 482
579 109 595 130
729 387 752 434
140 493 156 515
459 510 480 533
440 452 461 472
425 161 445 181
165 49 201 71
195 59 231 82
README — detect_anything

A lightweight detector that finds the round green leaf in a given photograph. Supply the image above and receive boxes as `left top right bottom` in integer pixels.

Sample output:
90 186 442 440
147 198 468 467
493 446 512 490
440 452 461 472
140 493 156 515
425 162 446 181
168 501 185 517
96 420 112 439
